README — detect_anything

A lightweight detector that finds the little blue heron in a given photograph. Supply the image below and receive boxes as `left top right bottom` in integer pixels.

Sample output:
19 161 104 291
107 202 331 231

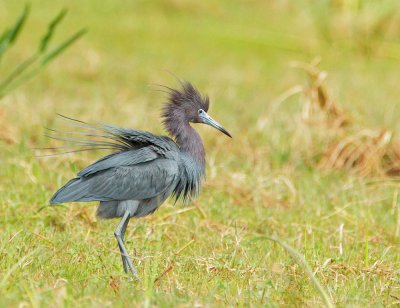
49 81 231 279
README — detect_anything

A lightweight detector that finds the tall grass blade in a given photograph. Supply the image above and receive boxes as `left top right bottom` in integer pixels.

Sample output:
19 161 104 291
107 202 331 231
39 9 67 53
7 4 30 44
251 235 334 308
0 54 38 94
0 9 85 99
0 28 11 49
41 29 87 66
0 4 30 60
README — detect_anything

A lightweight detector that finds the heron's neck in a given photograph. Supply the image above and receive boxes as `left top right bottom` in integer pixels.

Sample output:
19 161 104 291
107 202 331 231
166 119 205 168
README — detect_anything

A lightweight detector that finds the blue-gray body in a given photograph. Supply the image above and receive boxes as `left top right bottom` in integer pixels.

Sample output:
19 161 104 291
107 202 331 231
50 127 204 219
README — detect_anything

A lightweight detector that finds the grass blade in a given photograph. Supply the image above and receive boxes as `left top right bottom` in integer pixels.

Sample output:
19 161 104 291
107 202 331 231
39 9 67 53
0 14 86 98
0 4 30 60
41 29 87 66
0 27 11 48
0 247 40 289
251 235 334 308
7 4 30 44
0 54 38 93
0 65 41 98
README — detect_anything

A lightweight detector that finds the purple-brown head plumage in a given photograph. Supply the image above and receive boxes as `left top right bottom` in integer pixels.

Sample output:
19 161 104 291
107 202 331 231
160 81 231 139
162 81 209 124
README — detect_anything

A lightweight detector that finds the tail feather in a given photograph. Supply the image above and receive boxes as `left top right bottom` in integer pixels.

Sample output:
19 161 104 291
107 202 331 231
50 178 91 204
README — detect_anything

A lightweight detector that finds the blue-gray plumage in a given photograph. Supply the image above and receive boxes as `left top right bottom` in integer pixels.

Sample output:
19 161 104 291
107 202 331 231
49 81 231 279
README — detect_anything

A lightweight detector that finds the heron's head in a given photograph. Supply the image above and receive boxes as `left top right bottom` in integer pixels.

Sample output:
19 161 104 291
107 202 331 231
161 81 231 138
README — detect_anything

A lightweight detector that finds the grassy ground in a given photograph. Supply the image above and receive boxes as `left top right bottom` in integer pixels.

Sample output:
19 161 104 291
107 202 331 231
1 0 400 306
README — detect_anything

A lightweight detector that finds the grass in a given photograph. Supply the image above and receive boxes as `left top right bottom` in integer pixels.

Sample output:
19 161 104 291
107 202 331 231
1 0 400 306
0 4 86 99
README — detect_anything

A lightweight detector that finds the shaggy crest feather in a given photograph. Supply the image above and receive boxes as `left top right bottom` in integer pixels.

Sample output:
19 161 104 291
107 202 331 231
161 81 209 111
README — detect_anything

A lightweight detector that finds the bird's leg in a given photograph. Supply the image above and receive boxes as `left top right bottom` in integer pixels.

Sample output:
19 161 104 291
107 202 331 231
114 210 139 279
115 217 129 273
116 215 129 273
119 215 130 273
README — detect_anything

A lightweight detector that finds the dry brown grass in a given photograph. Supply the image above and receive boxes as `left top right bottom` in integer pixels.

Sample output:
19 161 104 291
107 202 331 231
291 58 350 129
320 128 400 177
290 59 400 177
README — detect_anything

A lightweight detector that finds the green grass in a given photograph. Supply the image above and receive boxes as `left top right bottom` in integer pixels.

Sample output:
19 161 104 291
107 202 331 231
1 0 400 306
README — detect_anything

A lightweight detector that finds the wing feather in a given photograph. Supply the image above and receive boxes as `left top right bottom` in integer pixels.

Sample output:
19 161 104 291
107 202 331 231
77 147 159 177
49 116 182 204
88 159 178 201
51 158 179 203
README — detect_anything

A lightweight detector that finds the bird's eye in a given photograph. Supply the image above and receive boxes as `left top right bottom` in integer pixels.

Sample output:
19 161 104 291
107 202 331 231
198 109 204 115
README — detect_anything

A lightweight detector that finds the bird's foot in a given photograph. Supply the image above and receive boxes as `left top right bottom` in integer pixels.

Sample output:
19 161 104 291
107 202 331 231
123 255 140 280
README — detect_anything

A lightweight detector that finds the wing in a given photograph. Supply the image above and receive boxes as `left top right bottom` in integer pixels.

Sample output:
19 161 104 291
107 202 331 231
86 158 179 201
77 147 159 177
48 116 182 204
51 158 179 203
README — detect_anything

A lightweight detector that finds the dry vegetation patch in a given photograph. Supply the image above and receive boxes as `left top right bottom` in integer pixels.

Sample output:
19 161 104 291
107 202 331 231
290 59 400 177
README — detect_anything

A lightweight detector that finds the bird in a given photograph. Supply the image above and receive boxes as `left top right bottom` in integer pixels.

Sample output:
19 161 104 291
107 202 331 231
49 81 231 279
